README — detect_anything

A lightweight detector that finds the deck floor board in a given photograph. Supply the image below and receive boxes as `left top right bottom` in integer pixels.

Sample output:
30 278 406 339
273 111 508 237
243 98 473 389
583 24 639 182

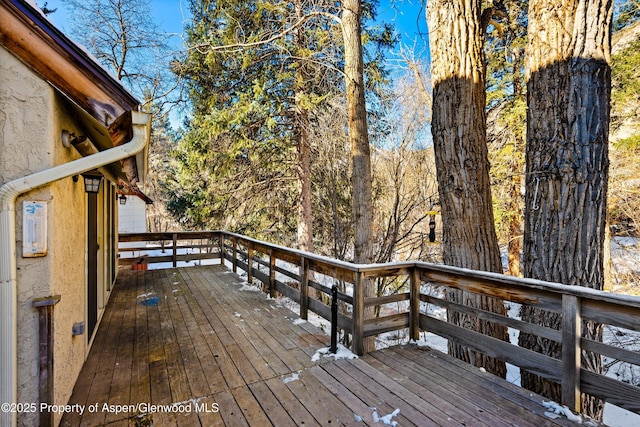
380 347 540 426
61 265 581 426
365 349 506 427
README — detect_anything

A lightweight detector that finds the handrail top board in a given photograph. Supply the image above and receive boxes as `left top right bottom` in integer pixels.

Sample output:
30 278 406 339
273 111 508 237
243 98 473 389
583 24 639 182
120 231 640 310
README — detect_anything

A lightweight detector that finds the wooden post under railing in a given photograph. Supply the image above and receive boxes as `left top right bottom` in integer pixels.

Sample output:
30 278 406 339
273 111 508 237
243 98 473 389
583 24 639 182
561 294 582 412
352 271 364 356
300 256 309 320
32 295 61 427
172 233 178 268
232 236 238 273
219 234 224 264
247 242 254 283
269 249 276 298
409 267 421 341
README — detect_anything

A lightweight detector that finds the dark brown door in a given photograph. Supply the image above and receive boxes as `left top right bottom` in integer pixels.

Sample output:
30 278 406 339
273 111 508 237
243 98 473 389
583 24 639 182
87 192 98 339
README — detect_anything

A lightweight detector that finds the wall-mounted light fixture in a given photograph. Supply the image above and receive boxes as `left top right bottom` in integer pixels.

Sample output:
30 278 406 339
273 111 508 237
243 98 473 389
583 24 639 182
119 195 127 205
81 173 103 194
61 130 72 148
61 130 87 148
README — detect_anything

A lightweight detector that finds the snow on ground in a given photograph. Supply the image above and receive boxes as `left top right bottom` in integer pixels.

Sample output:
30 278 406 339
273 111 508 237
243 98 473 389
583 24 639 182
238 283 260 292
120 245 219 270
611 237 640 277
603 403 640 427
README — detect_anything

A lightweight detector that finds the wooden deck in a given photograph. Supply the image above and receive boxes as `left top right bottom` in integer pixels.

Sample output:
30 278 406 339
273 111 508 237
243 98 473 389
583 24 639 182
61 265 580 426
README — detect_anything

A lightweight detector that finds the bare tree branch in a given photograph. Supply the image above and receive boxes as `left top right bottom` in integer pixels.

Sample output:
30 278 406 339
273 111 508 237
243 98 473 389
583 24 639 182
188 11 340 53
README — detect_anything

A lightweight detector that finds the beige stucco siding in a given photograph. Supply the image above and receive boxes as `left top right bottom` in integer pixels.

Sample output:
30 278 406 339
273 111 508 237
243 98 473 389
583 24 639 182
2 48 55 427
49 96 93 427
1 46 91 427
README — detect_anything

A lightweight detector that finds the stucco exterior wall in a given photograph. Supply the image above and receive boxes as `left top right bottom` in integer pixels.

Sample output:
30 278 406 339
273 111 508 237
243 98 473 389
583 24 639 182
1 47 54 427
1 46 91 427
48 96 93 427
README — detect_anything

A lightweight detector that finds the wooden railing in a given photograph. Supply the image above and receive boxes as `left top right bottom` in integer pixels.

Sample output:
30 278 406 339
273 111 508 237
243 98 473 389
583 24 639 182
118 231 222 268
119 231 640 416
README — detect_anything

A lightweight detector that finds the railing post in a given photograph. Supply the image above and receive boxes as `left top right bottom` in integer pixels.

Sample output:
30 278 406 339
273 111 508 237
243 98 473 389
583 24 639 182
409 267 421 341
172 233 178 268
247 242 254 283
352 271 364 356
561 294 581 413
269 249 276 298
32 295 61 427
232 236 238 273
218 233 224 265
300 256 309 320
330 285 338 353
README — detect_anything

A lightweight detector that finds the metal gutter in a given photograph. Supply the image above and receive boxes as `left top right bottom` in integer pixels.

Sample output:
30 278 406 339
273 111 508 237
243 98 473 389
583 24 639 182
0 111 150 427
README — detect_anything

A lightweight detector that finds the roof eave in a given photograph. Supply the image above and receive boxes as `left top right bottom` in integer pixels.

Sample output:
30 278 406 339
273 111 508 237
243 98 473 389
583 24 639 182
0 0 140 126
0 0 149 185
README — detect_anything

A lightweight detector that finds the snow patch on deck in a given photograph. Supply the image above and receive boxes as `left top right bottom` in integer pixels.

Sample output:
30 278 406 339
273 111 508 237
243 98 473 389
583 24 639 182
311 344 358 362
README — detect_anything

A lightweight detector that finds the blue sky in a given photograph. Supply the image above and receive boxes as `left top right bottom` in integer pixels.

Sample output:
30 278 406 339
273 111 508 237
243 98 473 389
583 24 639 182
378 0 429 52
39 0 188 42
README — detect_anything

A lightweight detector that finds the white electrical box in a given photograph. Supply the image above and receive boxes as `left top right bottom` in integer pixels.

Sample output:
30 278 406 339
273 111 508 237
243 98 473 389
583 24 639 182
23 201 47 257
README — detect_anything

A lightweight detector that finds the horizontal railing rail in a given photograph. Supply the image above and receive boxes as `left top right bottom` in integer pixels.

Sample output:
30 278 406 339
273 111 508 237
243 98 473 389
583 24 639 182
119 231 640 416
118 231 222 268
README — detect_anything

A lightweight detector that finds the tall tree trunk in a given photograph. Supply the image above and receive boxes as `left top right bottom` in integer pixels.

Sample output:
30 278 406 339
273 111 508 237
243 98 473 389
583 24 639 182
506 203 522 276
507 153 523 277
427 0 509 377
295 109 313 253
342 0 375 352
294 0 314 255
522 0 611 419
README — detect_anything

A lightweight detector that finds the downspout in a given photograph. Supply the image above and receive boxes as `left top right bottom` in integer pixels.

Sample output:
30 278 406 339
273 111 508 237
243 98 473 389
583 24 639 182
0 110 150 427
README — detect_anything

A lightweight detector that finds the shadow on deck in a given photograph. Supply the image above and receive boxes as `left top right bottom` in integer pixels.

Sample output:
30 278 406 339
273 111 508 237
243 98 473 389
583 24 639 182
61 265 579 427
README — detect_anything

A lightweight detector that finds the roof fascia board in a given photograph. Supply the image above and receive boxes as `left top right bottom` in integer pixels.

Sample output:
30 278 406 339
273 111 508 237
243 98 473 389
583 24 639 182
0 0 140 126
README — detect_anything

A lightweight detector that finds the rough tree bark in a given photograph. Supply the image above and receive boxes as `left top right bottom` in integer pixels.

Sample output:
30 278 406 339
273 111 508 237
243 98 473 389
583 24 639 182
342 0 375 352
294 0 314 255
506 172 522 277
427 0 509 377
521 0 612 419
